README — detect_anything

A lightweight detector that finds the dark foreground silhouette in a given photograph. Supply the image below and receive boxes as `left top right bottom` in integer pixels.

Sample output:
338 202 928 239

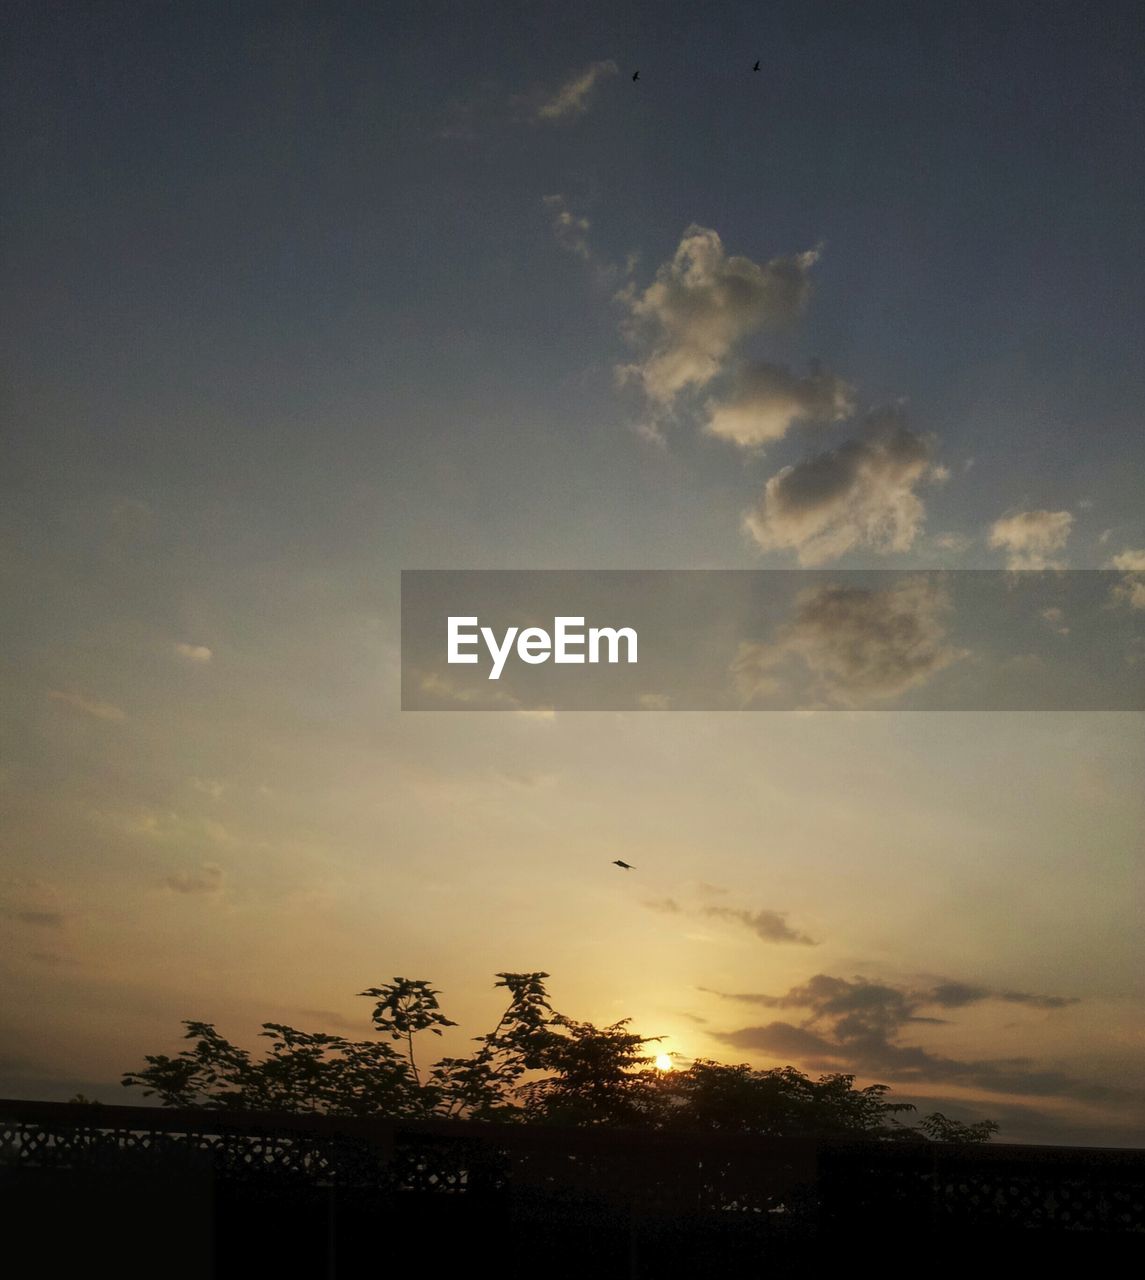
8 975 1143 1275
118 972 999 1142
3 1097 1144 1278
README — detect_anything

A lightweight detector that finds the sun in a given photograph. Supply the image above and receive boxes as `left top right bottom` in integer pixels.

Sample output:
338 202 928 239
654 1053 673 1072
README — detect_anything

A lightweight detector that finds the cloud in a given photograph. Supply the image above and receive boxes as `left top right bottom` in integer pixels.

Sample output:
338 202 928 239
1108 549 1145 610
702 905 816 945
617 226 820 406
174 642 212 663
744 414 937 564
731 576 967 707
704 360 855 449
638 692 671 710
1039 606 1069 635
416 671 518 708
46 689 126 721
988 510 1073 569
9 909 67 929
934 532 972 553
190 777 225 799
536 60 618 121
701 972 1105 1105
644 897 683 914
924 982 1078 1011
543 194 592 262
707 974 1104 1103
109 497 153 537
165 863 224 895
646 891 814 944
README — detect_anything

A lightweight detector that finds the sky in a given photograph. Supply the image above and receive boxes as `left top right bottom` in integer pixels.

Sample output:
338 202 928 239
2 1 1144 1145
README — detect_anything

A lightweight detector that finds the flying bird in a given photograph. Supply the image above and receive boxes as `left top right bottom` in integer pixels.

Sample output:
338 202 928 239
632 70 639 81
753 60 760 71
612 860 635 870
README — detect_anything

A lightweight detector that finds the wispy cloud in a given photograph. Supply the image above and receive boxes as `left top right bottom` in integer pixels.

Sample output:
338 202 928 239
702 905 816 945
543 194 592 262
644 892 815 945
1039 606 1069 635
46 690 126 721
536 60 618 121
174 642 212 663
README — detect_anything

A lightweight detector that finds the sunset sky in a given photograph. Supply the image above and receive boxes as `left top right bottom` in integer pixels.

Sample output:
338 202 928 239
2 2 1144 1145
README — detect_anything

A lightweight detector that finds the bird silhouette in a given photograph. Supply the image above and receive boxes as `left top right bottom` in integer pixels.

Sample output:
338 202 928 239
612 859 635 870
753 61 760 72
632 70 639 81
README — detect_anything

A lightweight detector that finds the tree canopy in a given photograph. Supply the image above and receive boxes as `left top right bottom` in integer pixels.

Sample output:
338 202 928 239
122 971 998 1143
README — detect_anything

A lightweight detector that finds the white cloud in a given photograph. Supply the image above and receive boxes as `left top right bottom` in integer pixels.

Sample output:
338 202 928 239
46 689 126 721
731 577 967 707
617 226 820 406
174 642 212 663
744 415 935 564
1109 549 1145 571
988 510 1073 570
704 360 854 448
536 60 618 121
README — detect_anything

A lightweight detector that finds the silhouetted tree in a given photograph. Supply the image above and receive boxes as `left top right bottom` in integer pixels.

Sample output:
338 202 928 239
122 972 996 1141
658 1059 917 1137
518 1014 663 1127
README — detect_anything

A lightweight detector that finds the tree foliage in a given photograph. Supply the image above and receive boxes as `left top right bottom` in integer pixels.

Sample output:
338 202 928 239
122 972 997 1142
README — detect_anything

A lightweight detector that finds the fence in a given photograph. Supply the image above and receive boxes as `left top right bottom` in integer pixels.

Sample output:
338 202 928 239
3 1098 1144 1275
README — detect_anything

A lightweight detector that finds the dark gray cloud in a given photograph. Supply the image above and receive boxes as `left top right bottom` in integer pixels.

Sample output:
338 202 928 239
643 897 683 914
296 1008 366 1032
928 981 1079 1011
705 973 1107 1104
731 576 967 707
745 413 939 563
10 909 67 928
165 863 224 895
702 905 816 946
704 360 855 448
645 893 815 945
